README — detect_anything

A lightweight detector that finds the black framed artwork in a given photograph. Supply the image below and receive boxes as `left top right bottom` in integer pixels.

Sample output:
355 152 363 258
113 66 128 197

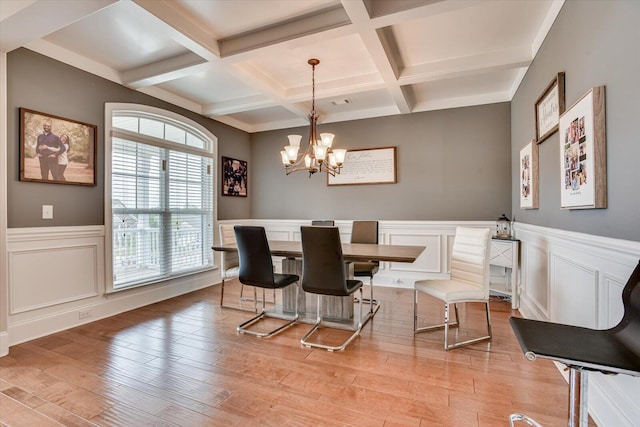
221 156 247 197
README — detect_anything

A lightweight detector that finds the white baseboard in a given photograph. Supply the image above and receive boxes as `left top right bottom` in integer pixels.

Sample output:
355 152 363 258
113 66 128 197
0 331 8 357
8 272 216 346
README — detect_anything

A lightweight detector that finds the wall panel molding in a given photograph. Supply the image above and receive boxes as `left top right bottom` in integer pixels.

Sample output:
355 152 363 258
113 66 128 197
514 222 640 427
6 225 216 347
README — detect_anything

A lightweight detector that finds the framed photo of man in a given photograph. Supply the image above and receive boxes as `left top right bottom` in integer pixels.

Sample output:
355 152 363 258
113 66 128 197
20 108 97 186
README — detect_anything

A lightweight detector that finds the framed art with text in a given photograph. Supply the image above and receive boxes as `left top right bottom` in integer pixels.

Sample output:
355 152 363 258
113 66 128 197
559 86 606 209
535 72 565 143
327 147 396 186
520 140 539 209
19 108 97 186
221 156 248 197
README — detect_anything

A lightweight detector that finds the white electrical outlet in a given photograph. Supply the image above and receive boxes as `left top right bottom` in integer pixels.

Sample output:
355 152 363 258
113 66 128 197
78 310 92 320
42 205 53 219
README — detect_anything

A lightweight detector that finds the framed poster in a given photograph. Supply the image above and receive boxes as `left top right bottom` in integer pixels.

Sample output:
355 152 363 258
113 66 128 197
520 140 539 209
221 156 248 197
327 147 396 186
19 108 97 186
559 86 606 209
535 72 565 143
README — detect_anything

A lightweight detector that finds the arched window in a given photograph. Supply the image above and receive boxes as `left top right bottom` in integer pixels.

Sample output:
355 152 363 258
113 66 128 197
105 104 216 291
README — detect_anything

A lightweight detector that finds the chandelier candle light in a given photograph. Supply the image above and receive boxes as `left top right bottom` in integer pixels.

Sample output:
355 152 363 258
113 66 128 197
280 59 347 177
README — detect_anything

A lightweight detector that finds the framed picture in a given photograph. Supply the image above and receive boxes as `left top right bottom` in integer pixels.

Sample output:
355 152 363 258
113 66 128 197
19 108 97 186
520 140 539 209
535 72 565 143
559 86 606 209
327 146 396 186
221 156 248 197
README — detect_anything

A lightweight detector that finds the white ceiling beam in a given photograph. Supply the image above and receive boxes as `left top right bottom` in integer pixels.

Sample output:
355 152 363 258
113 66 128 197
413 91 512 113
341 0 412 114
0 0 117 52
122 52 209 89
136 85 204 116
205 115 254 133
399 47 532 85
202 96 277 116
218 5 350 58
367 0 479 28
132 0 221 61
286 73 385 101
531 0 565 57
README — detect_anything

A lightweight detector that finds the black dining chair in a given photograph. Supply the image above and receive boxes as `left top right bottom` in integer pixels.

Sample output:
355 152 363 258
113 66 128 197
311 220 335 226
234 225 299 338
351 220 380 314
300 226 364 351
508 260 640 427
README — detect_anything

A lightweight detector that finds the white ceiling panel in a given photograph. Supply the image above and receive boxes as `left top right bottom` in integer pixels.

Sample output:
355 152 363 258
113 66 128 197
42 1 188 71
179 0 339 38
3 0 565 133
158 64 260 105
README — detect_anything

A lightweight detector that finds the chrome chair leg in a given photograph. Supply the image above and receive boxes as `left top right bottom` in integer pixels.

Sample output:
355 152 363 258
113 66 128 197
301 288 364 352
414 294 491 350
509 413 542 427
237 286 298 338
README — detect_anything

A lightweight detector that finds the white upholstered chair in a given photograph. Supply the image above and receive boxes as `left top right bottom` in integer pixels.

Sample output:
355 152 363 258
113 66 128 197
413 226 492 350
219 224 244 309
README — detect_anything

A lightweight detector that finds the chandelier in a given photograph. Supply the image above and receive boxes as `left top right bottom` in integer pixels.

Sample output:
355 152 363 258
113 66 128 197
280 59 347 177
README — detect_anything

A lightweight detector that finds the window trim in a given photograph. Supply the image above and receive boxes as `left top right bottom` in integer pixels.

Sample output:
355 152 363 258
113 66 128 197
104 103 218 294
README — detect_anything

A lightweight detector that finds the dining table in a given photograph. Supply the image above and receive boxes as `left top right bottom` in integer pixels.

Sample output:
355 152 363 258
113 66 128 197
212 240 425 328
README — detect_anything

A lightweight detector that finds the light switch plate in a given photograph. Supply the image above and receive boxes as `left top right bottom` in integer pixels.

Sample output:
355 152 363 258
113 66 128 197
42 205 53 219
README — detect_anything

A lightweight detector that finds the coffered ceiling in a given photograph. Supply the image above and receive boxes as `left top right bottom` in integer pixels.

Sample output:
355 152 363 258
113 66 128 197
1 0 564 133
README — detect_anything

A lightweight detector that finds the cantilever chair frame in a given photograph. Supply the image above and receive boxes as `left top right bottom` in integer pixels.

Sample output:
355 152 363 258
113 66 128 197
351 220 381 315
301 290 364 352
414 297 492 351
413 227 493 350
234 226 299 338
219 224 275 312
300 226 366 352
509 260 640 427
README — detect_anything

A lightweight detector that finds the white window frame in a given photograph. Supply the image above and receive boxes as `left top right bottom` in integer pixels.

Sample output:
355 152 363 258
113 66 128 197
104 103 218 293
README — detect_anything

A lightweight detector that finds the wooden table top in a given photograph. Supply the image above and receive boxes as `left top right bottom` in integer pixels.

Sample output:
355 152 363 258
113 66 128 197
212 240 425 263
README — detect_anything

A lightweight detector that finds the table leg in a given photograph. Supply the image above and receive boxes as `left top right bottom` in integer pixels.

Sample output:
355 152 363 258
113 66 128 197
282 258 354 322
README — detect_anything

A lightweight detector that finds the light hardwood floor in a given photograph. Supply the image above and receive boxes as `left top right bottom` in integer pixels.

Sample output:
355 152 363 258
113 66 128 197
0 282 590 426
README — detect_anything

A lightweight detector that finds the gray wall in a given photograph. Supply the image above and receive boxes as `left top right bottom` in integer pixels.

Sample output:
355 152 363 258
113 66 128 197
511 0 640 241
250 103 511 221
7 48 251 227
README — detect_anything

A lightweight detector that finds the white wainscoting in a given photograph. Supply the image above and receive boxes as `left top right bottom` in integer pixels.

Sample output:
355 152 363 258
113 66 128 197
5 221 639 425
514 222 640 427
6 226 215 348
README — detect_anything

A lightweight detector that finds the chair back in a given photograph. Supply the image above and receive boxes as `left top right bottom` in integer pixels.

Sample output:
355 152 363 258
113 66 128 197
301 226 350 296
234 226 275 287
311 220 335 226
614 260 640 354
450 227 492 298
219 223 239 278
351 220 378 244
